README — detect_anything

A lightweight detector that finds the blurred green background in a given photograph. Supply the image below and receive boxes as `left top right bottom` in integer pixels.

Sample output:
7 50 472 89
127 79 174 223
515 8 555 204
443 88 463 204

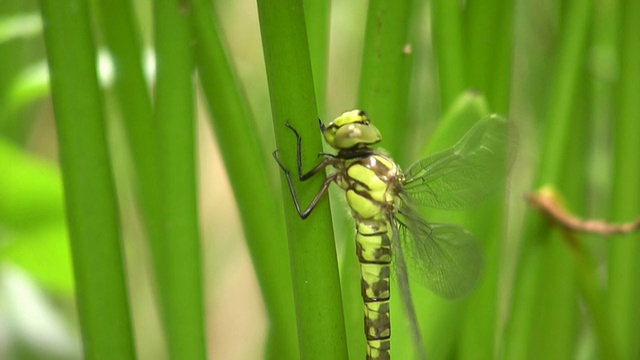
1 0 639 359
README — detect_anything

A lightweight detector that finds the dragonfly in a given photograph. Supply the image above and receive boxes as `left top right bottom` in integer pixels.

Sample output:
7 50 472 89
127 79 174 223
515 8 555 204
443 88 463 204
273 110 512 360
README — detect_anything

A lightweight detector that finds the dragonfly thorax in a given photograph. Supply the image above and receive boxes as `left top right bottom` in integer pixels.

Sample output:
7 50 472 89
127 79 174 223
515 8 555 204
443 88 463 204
334 152 403 222
321 109 382 150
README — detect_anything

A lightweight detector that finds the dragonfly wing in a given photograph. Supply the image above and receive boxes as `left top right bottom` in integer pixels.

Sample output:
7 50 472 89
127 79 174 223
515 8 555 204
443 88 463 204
403 114 514 209
390 217 427 360
395 203 483 299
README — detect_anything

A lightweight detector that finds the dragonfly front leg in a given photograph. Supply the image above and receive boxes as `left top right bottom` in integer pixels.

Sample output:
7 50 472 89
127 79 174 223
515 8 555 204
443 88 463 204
281 121 335 180
272 121 335 219
277 169 336 219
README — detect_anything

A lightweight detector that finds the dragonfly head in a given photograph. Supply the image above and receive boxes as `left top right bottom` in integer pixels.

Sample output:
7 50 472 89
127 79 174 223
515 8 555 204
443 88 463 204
321 110 382 150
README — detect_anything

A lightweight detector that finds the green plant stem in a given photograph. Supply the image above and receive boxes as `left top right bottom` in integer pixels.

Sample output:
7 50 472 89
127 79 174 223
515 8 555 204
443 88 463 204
91 0 161 252
189 0 298 358
434 93 503 360
91 2 168 352
303 0 330 117
153 0 206 358
503 0 593 358
608 0 640 358
414 92 491 360
571 234 617 359
430 0 466 111
256 0 348 358
358 0 414 162
464 0 515 113
38 0 136 358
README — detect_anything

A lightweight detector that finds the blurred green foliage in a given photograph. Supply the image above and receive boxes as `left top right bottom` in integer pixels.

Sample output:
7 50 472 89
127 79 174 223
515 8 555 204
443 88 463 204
1 0 639 359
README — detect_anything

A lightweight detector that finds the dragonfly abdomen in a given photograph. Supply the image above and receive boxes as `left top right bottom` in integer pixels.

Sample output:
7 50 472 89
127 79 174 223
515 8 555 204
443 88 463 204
357 219 392 360
340 154 400 360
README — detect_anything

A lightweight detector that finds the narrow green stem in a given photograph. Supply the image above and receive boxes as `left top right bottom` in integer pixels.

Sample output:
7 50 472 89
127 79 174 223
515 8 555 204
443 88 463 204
190 0 298 358
91 3 168 351
92 0 162 259
464 0 515 113
608 0 640 359
430 0 466 111
303 0 330 117
414 93 491 360
153 0 206 358
358 0 414 162
537 0 593 184
571 235 617 359
256 0 348 358
503 0 593 358
39 0 136 357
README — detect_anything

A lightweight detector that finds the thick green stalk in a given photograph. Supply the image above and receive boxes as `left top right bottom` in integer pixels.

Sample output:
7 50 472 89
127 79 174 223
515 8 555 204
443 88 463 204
432 93 504 360
91 2 167 351
153 0 206 358
413 92 491 360
608 0 640 358
190 0 298 358
303 0 330 116
358 0 414 162
534 75 588 360
464 0 515 113
38 0 136 358
91 0 161 254
256 0 348 358
573 234 617 359
430 0 466 111
503 0 593 358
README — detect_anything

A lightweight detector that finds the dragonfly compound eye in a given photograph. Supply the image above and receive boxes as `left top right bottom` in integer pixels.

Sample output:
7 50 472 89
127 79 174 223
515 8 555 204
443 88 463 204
323 109 382 149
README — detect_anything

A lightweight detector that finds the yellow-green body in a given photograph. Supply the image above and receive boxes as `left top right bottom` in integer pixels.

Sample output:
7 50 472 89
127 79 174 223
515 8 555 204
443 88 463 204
334 152 403 360
275 109 511 360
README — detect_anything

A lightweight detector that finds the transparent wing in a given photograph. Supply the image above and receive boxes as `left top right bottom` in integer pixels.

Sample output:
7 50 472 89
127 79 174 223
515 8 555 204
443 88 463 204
389 218 427 360
395 202 483 299
403 114 514 209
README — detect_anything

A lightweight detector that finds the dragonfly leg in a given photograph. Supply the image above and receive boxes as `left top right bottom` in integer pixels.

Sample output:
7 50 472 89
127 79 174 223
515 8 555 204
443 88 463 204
283 121 333 180
277 168 336 219
272 122 336 219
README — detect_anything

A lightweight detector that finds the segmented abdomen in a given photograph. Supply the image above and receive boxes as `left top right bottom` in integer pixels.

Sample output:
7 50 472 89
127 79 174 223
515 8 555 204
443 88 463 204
357 219 392 360
339 153 401 360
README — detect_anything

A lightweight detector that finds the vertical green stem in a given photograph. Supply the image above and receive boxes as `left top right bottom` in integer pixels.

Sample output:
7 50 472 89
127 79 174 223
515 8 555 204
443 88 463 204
572 235 617 359
92 0 162 264
414 93 491 360
91 4 166 353
190 0 298 358
303 0 331 117
430 0 466 111
464 0 515 113
608 0 640 359
358 0 414 161
153 0 206 358
256 0 348 358
39 0 136 358
503 0 593 358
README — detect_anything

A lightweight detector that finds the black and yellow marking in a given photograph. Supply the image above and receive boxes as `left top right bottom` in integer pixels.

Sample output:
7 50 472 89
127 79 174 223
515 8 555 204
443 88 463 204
339 152 400 359
273 109 508 360
273 110 402 360
357 221 393 360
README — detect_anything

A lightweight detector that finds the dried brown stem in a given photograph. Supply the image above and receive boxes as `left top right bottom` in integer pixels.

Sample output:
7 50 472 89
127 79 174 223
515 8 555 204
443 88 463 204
526 191 640 236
